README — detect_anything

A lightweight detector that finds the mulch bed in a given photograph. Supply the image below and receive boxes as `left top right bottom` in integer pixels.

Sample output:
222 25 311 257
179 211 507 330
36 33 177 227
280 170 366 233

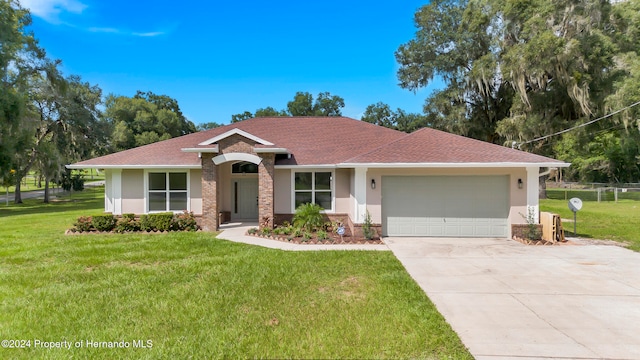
247 232 384 245
65 229 201 235
512 236 566 246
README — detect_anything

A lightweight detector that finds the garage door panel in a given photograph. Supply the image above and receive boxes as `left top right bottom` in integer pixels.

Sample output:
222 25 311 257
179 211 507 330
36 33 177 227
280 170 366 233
382 176 509 237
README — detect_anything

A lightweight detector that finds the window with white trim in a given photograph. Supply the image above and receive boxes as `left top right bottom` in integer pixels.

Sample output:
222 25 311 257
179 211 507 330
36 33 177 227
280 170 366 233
148 172 188 212
294 171 332 210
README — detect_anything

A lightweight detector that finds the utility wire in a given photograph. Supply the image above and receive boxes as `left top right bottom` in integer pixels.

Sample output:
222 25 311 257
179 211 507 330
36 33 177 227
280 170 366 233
516 100 640 147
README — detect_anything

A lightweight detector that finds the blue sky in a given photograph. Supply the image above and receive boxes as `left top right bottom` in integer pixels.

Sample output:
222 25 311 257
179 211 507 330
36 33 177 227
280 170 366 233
21 0 440 125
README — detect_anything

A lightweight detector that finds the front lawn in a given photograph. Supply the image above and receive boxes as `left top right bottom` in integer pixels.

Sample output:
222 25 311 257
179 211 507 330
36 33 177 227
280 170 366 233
540 199 640 251
0 187 471 359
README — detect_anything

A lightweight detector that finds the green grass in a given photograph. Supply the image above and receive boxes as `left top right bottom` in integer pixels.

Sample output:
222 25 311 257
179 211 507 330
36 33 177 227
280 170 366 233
540 199 640 251
1 169 104 196
546 188 640 202
0 187 471 359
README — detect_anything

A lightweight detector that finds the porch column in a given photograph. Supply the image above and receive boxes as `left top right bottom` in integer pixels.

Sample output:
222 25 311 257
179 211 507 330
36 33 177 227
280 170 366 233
112 169 122 215
354 167 368 223
258 153 275 228
202 153 219 231
526 166 540 223
104 170 114 213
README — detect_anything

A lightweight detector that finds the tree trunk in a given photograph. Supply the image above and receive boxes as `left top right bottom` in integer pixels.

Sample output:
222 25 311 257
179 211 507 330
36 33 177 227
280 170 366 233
44 177 50 203
539 175 547 199
14 178 22 204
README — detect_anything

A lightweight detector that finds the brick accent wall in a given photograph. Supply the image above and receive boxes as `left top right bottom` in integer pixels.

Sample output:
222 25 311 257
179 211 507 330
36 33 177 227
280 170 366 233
201 153 218 231
258 153 275 228
201 134 266 231
217 134 255 154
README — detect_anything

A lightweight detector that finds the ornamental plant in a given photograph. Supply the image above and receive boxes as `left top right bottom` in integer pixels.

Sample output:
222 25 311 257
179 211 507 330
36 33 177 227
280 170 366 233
293 203 324 232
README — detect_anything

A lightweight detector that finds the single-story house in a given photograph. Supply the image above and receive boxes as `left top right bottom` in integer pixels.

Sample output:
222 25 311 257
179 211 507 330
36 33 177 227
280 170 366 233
69 116 569 238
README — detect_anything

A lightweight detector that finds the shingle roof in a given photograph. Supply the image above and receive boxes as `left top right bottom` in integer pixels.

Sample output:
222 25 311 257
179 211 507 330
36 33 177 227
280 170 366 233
344 127 565 165
71 117 566 168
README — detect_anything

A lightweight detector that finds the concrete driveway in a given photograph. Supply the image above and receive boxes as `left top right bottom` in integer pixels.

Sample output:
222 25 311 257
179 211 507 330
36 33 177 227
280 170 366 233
385 237 640 360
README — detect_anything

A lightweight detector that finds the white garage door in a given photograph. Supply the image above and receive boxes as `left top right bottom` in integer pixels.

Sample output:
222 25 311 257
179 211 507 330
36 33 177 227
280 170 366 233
382 176 509 237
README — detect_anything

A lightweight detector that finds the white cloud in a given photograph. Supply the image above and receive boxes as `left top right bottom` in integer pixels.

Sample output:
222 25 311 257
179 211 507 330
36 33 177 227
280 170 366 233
21 0 88 23
132 31 165 37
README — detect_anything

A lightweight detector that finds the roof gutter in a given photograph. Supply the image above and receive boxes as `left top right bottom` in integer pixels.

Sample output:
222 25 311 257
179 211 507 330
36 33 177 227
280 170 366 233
66 164 202 170
338 162 571 168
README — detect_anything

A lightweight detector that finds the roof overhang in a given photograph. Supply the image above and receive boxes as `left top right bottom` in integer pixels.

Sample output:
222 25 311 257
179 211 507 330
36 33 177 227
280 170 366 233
274 164 337 169
181 145 219 153
338 162 571 168
66 164 202 170
198 128 274 146
253 147 289 154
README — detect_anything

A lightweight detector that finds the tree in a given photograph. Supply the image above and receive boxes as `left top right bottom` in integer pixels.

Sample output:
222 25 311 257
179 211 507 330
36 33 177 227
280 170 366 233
104 92 196 151
231 111 253 123
287 91 345 116
396 0 640 183
254 106 287 117
286 92 315 116
12 70 105 203
313 92 345 116
361 102 427 132
231 91 345 122
362 102 394 128
0 0 45 175
196 122 223 131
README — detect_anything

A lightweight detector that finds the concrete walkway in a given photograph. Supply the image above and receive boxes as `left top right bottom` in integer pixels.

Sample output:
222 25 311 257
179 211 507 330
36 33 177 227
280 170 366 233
385 237 640 360
217 223 390 251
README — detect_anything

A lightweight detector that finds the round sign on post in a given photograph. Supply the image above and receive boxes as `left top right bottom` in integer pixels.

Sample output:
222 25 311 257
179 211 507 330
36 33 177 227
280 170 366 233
568 197 582 236
568 197 583 212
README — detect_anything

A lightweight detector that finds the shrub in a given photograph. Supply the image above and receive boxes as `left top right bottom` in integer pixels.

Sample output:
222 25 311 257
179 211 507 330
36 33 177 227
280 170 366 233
293 203 324 232
261 227 272 236
362 210 376 240
140 213 173 232
153 213 174 231
115 214 140 233
140 215 153 231
521 207 542 240
247 227 258 235
92 214 117 232
303 231 313 240
293 227 303 237
73 216 93 232
281 225 293 236
317 230 328 240
173 211 198 231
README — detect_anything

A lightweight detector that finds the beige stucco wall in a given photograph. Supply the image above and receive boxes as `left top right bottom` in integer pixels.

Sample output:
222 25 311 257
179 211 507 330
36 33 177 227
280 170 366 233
335 168 351 214
121 169 144 214
274 168 291 214
366 167 529 227
190 169 203 215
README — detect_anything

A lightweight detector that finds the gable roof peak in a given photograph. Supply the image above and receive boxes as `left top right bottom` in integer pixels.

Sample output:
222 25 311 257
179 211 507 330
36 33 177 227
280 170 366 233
198 128 274 146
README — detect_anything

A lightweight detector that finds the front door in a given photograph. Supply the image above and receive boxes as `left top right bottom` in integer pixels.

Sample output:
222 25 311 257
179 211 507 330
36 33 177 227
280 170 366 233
232 177 259 221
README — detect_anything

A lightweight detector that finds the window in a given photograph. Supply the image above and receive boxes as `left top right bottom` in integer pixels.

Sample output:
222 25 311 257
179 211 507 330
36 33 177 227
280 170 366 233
232 161 258 174
294 171 332 210
148 172 188 212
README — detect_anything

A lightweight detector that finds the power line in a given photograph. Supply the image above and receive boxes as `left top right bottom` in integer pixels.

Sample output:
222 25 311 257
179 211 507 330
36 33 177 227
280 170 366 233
516 100 640 147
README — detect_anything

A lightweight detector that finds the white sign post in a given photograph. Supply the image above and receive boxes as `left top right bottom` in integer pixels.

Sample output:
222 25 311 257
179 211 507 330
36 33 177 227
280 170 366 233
568 197 583 236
